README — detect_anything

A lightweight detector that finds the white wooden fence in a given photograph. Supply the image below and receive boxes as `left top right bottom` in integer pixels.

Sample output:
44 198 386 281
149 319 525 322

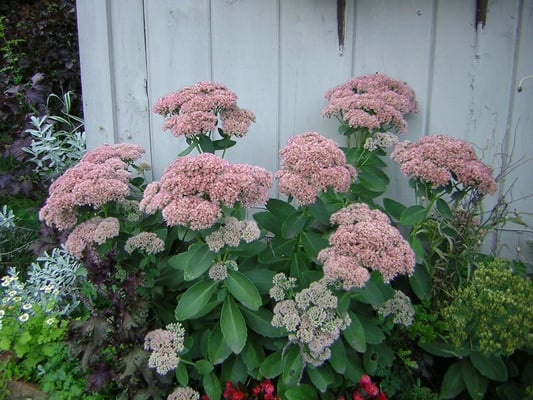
76 0 533 262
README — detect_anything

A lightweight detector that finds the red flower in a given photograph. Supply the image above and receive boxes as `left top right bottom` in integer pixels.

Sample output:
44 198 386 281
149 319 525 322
377 392 388 400
364 383 379 397
359 374 372 386
352 392 365 400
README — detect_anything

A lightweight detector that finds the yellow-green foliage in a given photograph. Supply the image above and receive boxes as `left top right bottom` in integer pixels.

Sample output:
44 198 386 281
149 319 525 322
442 259 533 356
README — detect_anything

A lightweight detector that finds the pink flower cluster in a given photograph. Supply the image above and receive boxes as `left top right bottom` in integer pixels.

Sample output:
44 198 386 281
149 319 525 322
65 217 120 259
153 81 256 138
276 132 357 205
318 203 415 289
139 153 273 230
322 73 417 134
39 143 145 230
390 134 497 194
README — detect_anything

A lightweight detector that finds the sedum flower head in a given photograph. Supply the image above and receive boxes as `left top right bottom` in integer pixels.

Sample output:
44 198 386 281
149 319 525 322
391 134 496 195
153 81 255 138
144 322 186 375
276 132 357 205
39 143 145 230
65 217 120 259
375 290 415 327
318 203 415 289
322 73 418 134
167 386 200 400
124 232 165 255
271 278 350 366
205 216 260 252
139 153 272 230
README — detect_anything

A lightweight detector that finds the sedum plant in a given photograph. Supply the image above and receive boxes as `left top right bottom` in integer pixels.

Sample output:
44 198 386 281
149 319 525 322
32 77 531 400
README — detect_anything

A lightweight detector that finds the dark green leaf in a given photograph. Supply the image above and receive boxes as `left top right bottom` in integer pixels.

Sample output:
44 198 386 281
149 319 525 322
194 359 214 375
306 364 335 393
342 313 366 353
282 345 304 386
436 198 453 219
241 338 265 372
284 384 318 400
266 198 297 219
241 307 284 338
329 339 347 373
281 212 307 239
419 341 466 358
359 316 385 344
410 235 425 263
462 358 488 400
225 269 262 310
440 361 466 399
202 371 222 400
260 350 283 378
409 263 432 301
254 211 283 235
301 231 329 260
208 324 232 365
213 137 236 150
178 142 196 156
470 351 508 382
400 205 426 225
175 280 218 320
198 134 215 153
221 297 247 354
175 362 189 386
382 197 406 221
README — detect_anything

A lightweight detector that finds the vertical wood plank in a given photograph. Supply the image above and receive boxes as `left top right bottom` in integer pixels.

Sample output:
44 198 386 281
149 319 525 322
76 0 116 147
210 0 280 173
143 0 212 178
107 0 152 178
492 0 533 260
279 0 355 151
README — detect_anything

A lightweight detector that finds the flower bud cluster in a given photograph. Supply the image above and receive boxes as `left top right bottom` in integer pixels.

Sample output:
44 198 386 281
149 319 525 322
205 216 260 253
375 290 415 327
144 322 186 375
271 276 350 366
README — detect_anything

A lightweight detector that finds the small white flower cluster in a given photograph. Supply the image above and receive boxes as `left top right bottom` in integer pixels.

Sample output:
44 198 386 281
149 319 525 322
167 386 200 400
1 268 33 328
270 276 351 366
269 272 297 301
375 290 415 327
207 260 238 282
205 216 260 253
363 131 399 151
144 322 186 375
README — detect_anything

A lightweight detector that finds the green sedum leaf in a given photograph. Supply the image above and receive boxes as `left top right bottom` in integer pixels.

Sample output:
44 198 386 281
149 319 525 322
224 269 262 310
221 296 247 354
400 205 426 225
175 280 218 321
